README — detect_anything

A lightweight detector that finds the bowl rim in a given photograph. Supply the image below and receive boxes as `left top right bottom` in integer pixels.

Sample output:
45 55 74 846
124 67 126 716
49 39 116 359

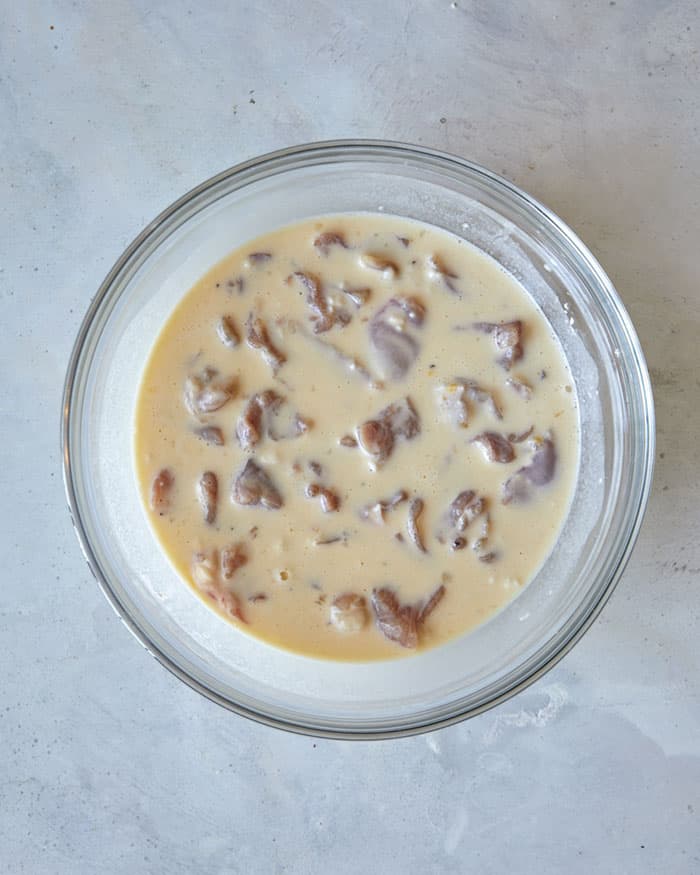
61 138 655 739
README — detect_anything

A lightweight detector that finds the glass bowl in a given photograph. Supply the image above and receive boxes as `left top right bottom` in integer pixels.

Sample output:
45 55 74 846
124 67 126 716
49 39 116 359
62 140 654 739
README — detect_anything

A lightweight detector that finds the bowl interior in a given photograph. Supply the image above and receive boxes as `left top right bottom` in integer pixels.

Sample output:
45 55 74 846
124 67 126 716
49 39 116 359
65 144 653 736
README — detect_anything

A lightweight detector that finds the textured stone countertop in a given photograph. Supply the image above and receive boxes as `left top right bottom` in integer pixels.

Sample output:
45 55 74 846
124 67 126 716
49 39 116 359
2 1 698 871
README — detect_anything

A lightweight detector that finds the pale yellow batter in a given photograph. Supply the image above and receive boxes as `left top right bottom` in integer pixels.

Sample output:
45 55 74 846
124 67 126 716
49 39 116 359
135 214 578 660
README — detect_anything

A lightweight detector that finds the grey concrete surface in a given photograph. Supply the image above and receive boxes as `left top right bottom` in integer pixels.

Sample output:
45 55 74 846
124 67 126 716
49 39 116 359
1 1 698 872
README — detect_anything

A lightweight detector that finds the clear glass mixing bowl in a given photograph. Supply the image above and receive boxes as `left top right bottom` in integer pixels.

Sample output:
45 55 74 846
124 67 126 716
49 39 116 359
62 141 654 738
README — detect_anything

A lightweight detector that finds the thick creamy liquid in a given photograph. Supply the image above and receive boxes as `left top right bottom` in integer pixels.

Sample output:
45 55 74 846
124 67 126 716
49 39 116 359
135 214 578 660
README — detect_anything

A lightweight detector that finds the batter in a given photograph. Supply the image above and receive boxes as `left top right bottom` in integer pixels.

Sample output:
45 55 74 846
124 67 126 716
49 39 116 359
135 214 578 660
